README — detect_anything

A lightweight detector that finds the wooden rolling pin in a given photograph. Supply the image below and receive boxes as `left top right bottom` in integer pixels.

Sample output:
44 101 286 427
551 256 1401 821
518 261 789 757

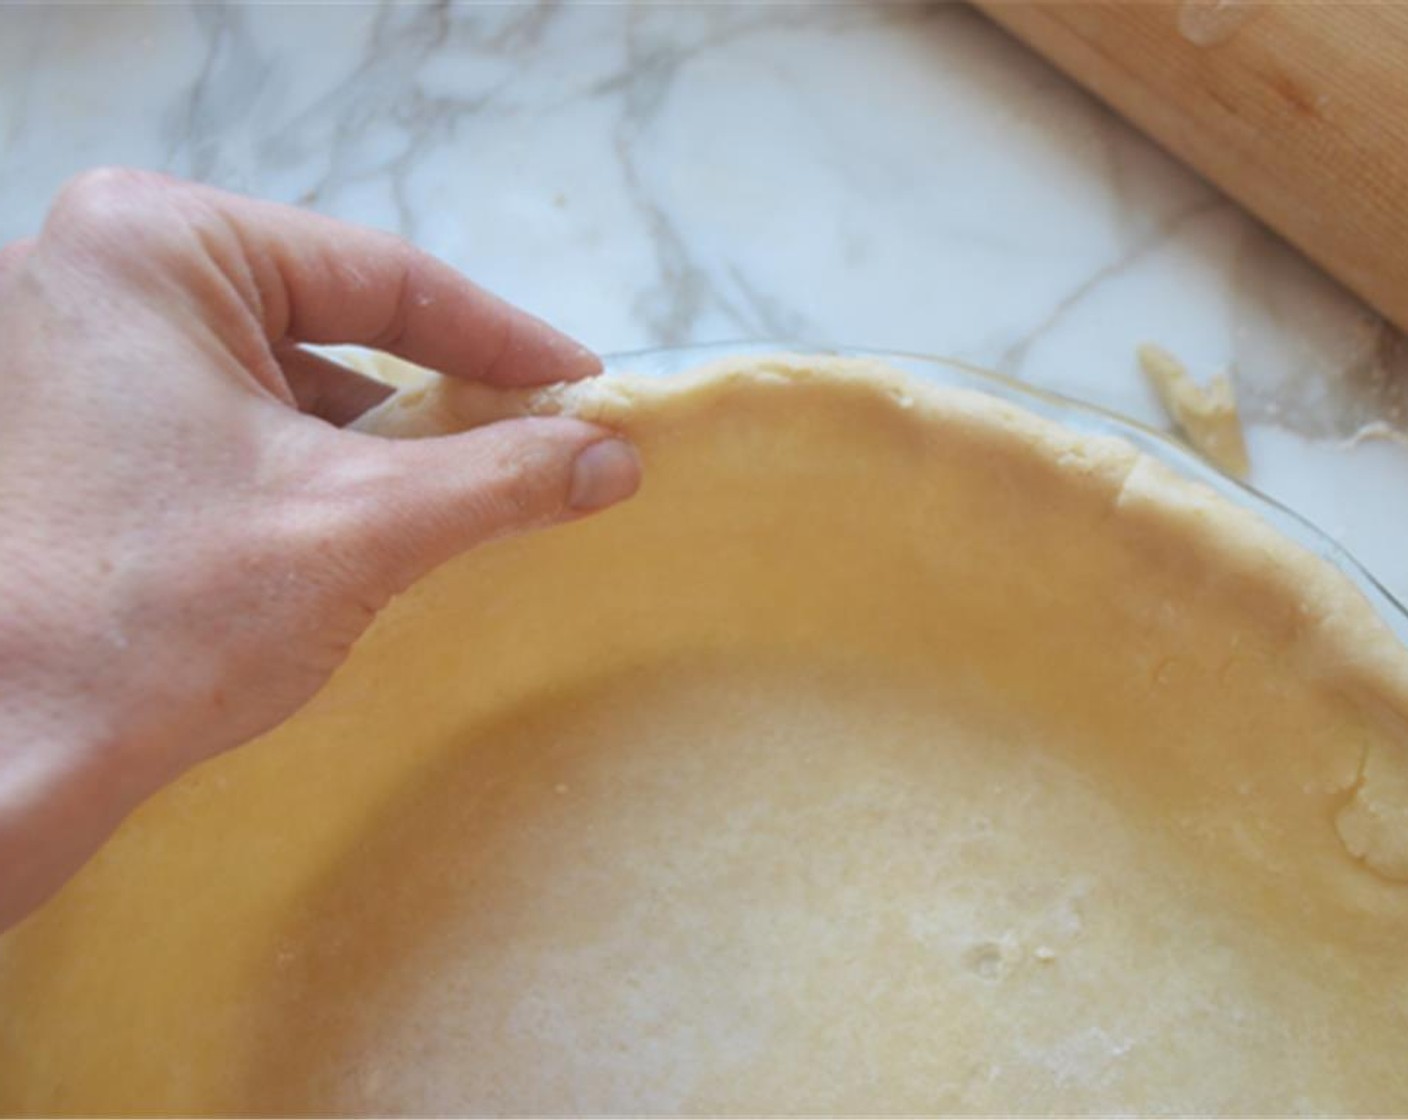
976 2 1408 329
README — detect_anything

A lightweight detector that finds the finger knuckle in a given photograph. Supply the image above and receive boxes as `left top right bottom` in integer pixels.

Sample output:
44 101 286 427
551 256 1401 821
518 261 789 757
50 166 173 231
45 169 249 306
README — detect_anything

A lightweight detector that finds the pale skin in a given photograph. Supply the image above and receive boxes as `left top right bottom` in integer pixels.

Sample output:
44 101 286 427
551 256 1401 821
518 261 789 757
0 169 642 932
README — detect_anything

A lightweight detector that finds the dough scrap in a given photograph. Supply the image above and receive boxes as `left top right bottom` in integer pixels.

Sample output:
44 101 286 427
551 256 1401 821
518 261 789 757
1338 741 1408 881
1138 343 1251 478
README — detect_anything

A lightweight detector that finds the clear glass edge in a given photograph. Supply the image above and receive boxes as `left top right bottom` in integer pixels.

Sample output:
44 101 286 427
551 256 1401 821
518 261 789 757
604 339 1408 646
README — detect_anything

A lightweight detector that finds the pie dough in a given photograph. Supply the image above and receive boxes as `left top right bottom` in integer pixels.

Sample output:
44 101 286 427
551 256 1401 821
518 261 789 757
1138 343 1251 479
2 354 1407 1115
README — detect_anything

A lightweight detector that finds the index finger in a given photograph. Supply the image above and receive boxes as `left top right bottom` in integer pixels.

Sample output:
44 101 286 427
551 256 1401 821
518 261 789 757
190 178 601 388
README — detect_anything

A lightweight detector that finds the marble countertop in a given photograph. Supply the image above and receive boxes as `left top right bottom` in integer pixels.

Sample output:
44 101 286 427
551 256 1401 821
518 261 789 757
6 3 1408 601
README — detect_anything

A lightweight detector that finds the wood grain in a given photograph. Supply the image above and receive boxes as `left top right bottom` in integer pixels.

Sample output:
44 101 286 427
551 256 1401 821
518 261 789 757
975 2 1408 329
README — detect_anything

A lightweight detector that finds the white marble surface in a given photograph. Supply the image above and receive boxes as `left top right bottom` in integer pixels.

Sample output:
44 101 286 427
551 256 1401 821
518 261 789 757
5 2 1408 600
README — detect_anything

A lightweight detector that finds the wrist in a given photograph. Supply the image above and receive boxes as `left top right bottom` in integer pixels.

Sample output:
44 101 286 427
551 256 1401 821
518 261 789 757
0 580 172 929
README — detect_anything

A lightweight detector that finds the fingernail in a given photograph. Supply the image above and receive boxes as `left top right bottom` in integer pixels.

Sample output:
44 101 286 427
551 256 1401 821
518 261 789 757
559 338 604 380
569 438 641 512
540 324 603 381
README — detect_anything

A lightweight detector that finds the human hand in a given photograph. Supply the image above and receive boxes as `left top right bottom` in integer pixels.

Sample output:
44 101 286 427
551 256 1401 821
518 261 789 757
0 169 640 930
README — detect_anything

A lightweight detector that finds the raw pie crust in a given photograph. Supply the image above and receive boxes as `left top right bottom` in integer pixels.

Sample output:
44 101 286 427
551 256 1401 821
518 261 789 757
1 354 1406 1115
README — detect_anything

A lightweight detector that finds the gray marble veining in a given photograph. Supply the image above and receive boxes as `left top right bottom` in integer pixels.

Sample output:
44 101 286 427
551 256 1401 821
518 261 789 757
4 1 1408 595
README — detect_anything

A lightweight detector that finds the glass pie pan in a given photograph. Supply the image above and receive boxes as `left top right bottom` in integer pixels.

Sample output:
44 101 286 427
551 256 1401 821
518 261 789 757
5 340 1408 1116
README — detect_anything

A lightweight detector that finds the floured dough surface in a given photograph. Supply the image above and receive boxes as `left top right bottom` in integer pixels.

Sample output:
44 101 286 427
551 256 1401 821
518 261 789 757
245 654 1400 1115
1 355 1406 1115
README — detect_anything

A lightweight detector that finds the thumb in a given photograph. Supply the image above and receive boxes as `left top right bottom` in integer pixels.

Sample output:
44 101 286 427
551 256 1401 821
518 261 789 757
338 416 641 593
